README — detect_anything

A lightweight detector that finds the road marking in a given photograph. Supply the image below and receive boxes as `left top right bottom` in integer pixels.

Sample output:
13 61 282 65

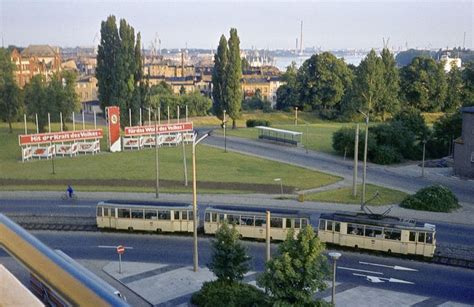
98 245 134 249
353 273 415 284
359 261 418 271
338 266 383 275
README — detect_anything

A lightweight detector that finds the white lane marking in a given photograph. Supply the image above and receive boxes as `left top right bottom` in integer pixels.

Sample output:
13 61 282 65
353 273 415 284
98 245 134 249
338 266 383 275
58 205 94 208
359 261 418 272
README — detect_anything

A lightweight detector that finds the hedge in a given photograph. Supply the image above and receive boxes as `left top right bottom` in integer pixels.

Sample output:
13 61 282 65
400 185 461 212
246 119 271 128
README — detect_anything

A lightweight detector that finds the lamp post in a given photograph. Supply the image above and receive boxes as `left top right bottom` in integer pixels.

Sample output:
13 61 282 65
328 252 342 307
223 110 227 153
295 107 298 126
192 132 210 272
274 178 283 198
358 110 369 209
154 108 160 198
421 139 427 177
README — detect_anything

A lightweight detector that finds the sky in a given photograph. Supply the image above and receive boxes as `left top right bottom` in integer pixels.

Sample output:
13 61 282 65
0 0 472 50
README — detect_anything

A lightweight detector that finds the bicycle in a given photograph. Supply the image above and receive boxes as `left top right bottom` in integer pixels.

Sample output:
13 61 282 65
61 192 78 201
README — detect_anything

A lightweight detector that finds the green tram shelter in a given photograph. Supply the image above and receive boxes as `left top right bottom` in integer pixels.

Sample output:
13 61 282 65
255 126 303 147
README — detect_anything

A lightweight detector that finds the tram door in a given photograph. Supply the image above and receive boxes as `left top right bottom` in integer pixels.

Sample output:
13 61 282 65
105 207 116 228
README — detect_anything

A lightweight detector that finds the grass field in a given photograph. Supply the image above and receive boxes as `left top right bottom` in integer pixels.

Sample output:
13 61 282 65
0 122 341 193
304 184 408 206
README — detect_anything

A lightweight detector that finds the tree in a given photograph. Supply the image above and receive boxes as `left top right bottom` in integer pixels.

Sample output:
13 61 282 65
241 57 250 71
400 57 447 112
444 66 463 112
258 226 330 305
0 48 21 133
461 62 474 107
212 35 228 120
392 107 430 141
380 48 400 119
24 75 48 132
182 91 212 116
276 61 299 111
225 28 243 128
351 50 385 119
208 222 250 283
297 52 352 116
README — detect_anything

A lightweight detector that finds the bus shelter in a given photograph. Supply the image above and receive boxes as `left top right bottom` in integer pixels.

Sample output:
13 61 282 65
255 126 302 146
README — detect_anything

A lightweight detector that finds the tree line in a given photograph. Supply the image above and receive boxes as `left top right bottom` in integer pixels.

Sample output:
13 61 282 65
0 48 79 133
276 50 474 120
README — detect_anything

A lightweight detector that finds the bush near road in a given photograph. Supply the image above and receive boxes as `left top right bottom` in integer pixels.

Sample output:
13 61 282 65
400 185 461 212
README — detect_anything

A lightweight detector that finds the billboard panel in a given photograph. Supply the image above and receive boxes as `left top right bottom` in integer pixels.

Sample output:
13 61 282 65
124 122 193 136
19 129 103 145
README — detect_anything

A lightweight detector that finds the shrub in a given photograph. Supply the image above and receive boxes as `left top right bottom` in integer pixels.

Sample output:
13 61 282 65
246 119 270 127
400 185 461 212
191 280 269 307
372 145 403 165
370 122 419 160
332 126 377 159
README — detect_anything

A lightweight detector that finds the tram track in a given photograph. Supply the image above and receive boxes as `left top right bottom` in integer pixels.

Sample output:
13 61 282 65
5 213 474 269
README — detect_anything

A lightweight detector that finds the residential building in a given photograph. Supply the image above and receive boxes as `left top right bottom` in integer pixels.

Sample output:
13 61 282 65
453 106 474 178
75 76 99 113
241 76 283 107
440 53 462 73
10 45 62 87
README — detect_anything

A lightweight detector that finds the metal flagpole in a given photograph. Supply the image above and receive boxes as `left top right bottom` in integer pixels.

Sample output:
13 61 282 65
93 111 97 129
353 124 359 197
148 107 151 125
48 113 51 133
129 109 132 127
139 108 142 126
24 114 27 134
35 113 39 134
82 111 85 130
186 105 188 122
177 106 180 124
72 112 76 131
154 108 160 198
167 106 170 124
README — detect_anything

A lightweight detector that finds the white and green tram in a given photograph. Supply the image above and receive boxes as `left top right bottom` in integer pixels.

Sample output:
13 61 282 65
318 212 436 257
96 200 194 233
204 206 310 241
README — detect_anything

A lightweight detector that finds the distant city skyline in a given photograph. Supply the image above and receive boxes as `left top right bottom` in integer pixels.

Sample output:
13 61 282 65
1 0 472 51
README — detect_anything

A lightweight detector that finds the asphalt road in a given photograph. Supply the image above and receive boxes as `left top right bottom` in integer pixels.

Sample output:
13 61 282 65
203 134 474 203
3 230 473 304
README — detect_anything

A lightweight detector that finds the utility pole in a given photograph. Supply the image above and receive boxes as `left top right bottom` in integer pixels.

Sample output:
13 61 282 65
223 110 227 153
358 110 369 210
295 107 298 126
352 124 359 197
154 109 160 198
266 211 271 261
422 139 426 177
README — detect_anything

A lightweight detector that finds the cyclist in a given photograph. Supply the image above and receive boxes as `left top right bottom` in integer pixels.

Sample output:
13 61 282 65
67 185 74 199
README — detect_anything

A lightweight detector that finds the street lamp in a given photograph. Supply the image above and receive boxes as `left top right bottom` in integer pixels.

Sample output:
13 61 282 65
154 108 160 198
328 252 342 306
274 178 283 198
358 110 369 209
192 131 210 272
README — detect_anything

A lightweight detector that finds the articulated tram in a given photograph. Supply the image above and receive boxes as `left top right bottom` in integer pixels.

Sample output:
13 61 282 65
96 200 194 233
95 201 437 257
204 206 310 241
318 212 436 257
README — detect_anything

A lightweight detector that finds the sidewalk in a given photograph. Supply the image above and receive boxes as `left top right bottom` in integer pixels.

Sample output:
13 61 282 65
102 261 470 307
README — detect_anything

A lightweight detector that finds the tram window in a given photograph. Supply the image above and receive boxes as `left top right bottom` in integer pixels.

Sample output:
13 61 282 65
348 224 363 235
118 209 131 218
241 216 254 226
158 210 171 220
212 213 218 223
418 232 425 243
319 220 326 230
97 207 103 217
409 231 416 242
255 218 265 227
131 210 144 219
335 222 340 232
295 219 301 229
365 226 382 237
189 211 194 221
286 219 292 228
228 215 240 225
174 211 180 220
426 232 433 244
327 222 333 231
384 228 401 240
145 210 157 220
301 219 308 228
219 214 225 222
270 218 283 228
182 211 188 220
205 212 211 222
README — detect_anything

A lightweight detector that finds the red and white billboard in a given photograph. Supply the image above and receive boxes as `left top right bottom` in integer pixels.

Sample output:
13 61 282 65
106 106 121 152
19 129 103 145
124 122 193 136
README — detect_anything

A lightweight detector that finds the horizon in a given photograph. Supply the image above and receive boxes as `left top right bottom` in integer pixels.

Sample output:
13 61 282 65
1 0 473 51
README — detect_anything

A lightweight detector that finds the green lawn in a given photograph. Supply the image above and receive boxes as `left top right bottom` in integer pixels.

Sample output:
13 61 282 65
215 122 353 153
0 122 341 193
304 184 407 206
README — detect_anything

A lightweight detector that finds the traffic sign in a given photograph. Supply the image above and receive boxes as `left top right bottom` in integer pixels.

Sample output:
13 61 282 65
117 245 125 255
